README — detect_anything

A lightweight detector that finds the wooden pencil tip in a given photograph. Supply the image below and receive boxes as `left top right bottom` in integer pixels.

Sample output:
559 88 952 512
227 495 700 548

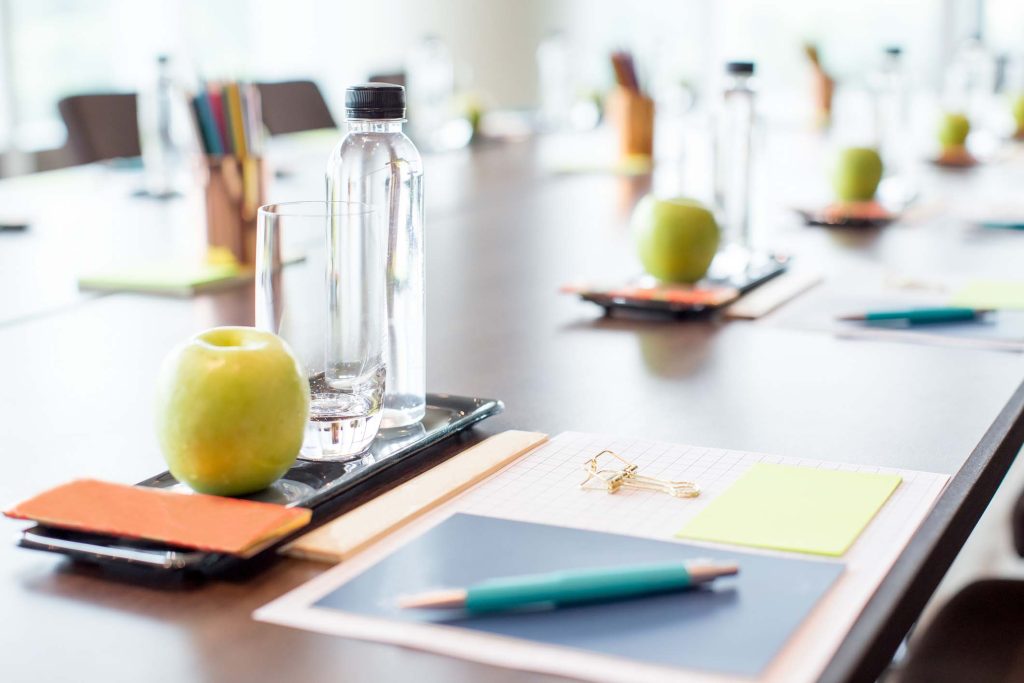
396 588 467 610
686 560 740 582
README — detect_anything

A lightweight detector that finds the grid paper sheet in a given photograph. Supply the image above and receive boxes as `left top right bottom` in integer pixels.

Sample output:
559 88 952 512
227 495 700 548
459 431 947 554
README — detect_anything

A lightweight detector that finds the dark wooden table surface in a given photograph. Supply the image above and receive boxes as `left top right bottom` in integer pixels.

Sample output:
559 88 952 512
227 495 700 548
3 129 1024 683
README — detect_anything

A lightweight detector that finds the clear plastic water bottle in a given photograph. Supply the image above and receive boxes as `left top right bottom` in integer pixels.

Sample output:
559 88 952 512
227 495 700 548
405 36 455 151
536 31 573 132
137 54 189 198
713 61 756 253
327 84 426 429
944 33 997 125
870 47 908 173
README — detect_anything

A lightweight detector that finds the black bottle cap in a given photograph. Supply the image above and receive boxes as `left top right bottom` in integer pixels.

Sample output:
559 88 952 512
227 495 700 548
345 83 406 120
725 61 755 75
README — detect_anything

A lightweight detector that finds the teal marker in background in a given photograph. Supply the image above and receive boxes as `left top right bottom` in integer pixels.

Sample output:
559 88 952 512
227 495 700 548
838 307 993 325
980 220 1024 231
398 560 739 614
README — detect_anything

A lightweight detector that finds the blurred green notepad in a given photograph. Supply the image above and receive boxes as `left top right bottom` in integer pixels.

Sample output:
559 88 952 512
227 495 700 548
677 463 901 556
949 280 1024 310
546 154 653 176
77 262 250 297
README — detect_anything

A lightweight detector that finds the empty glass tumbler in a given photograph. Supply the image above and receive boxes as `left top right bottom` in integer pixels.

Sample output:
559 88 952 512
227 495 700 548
256 201 386 461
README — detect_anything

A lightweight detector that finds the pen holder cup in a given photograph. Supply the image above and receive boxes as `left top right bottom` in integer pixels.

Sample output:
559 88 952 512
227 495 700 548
204 156 267 266
607 87 655 159
811 70 835 129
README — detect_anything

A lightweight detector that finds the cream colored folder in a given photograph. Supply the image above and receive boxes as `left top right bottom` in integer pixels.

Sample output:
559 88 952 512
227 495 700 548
282 430 548 563
725 270 823 320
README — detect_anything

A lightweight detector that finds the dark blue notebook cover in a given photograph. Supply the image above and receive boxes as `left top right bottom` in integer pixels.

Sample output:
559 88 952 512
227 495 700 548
314 513 844 676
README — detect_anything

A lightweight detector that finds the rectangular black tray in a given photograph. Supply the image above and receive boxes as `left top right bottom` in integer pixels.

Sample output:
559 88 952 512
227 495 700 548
17 393 502 580
579 253 788 318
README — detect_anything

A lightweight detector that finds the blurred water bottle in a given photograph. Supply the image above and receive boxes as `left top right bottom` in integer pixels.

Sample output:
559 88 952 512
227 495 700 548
137 55 192 198
714 62 756 252
406 35 455 150
870 46 908 173
944 33 997 125
327 84 426 429
536 31 573 132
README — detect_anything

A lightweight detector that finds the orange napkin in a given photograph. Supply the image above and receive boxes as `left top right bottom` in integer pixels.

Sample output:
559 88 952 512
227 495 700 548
5 479 311 556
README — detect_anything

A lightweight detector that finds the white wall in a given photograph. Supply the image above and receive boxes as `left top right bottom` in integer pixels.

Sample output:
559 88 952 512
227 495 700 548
0 0 1018 152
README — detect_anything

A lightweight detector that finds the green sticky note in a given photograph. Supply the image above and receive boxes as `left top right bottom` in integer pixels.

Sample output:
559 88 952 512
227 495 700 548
677 463 901 556
77 263 245 296
949 280 1024 310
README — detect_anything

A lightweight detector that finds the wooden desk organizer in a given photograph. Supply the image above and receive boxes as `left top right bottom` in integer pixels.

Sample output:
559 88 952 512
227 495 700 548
607 87 655 159
204 156 266 266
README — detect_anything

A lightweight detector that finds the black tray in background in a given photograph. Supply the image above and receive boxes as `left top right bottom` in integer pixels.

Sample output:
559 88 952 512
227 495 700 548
580 252 788 318
795 208 896 229
17 393 502 580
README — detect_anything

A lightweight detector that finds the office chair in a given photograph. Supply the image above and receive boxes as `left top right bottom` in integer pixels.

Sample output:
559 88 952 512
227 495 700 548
896 579 1024 682
57 93 141 165
897 492 1024 682
254 80 336 135
366 72 406 88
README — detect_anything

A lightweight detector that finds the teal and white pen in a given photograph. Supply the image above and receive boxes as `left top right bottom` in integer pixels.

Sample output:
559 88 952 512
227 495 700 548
838 307 993 324
397 560 739 614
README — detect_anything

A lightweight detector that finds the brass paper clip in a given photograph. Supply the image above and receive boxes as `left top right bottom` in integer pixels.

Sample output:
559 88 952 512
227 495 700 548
580 450 700 498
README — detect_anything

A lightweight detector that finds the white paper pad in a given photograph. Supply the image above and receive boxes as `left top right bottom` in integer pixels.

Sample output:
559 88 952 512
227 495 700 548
256 432 949 683
763 279 1024 353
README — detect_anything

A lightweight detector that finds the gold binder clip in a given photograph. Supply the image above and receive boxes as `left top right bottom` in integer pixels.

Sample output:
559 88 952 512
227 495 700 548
580 450 700 498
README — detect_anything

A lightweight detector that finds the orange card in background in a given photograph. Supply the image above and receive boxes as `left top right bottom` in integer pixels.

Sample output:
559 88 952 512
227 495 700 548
560 282 739 306
4 479 311 557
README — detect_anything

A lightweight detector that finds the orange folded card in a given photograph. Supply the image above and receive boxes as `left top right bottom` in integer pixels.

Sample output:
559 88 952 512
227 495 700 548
4 479 311 557
560 282 739 307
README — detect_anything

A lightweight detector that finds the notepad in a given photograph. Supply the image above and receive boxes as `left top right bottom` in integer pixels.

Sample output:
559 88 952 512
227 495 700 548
4 479 311 556
306 513 844 677
77 262 248 296
677 463 901 556
546 155 653 175
950 280 1024 310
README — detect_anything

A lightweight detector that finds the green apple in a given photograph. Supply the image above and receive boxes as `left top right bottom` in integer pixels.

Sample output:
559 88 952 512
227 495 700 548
832 147 883 202
155 327 310 496
938 112 970 148
1012 95 1024 137
633 195 719 284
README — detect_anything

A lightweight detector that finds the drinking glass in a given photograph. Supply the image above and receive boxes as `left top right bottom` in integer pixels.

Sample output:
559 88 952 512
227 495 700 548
256 201 386 461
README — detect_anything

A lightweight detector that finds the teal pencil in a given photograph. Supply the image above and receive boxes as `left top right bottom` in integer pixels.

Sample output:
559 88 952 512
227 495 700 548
980 220 1024 231
397 560 738 614
838 307 992 324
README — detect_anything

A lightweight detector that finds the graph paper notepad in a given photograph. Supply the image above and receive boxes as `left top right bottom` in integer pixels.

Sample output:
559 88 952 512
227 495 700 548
257 432 949 683
456 433 942 545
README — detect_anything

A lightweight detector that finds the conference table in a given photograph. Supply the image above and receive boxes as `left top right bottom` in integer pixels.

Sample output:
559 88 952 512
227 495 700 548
2 125 1024 683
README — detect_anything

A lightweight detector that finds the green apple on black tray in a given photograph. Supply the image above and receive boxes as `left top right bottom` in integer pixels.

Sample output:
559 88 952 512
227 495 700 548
632 195 720 284
155 327 310 496
1012 95 1024 141
824 147 889 222
935 112 976 167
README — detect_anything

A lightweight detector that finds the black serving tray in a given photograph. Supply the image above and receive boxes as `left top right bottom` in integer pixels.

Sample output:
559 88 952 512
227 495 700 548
795 208 896 229
18 393 502 580
578 252 788 318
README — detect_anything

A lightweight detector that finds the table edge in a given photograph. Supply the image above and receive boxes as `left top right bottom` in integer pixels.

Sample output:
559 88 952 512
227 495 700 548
819 377 1024 683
